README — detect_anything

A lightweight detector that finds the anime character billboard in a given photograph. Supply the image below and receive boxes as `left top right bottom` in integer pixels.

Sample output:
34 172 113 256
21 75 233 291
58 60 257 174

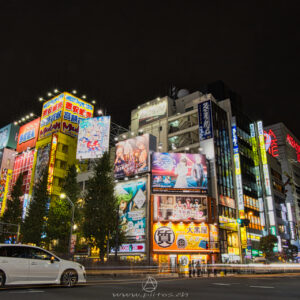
76 116 111 159
114 134 150 178
152 152 208 194
153 194 207 222
115 178 147 241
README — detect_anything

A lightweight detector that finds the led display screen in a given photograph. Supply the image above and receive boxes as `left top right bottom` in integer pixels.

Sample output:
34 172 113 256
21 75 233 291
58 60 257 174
152 152 207 194
76 116 110 159
153 194 207 222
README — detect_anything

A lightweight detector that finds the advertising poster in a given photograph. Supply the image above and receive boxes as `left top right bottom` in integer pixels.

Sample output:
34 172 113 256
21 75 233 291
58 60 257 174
17 118 40 153
153 223 211 252
39 94 64 139
76 116 110 159
114 134 150 178
0 124 19 150
138 99 167 126
22 194 31 220
62 93 93 137
115 178 147 241
153 195 207 222
152 152 208 194
198 100 213 141
33 144 51 187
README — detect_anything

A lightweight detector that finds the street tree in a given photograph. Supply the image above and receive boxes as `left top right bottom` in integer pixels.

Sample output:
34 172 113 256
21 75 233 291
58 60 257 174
259 234 278 261
83 152 122 261
46 165 81 254
0 173 24 242
21 169 49 246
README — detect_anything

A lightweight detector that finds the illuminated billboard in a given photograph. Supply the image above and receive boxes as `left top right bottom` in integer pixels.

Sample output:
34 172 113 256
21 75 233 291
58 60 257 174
39 92 94 140
114 134 154 178
198 100 213 141
47 134 58 193
138 100 167 126
62 93 93 137
153 194 207 222
153 223 216 252
17 118 40 153
76 116 111 159
0 124 19 150
264 129 279 158
39 94 64 139
0 169 12 215
152 152 207 194
115 177 147 241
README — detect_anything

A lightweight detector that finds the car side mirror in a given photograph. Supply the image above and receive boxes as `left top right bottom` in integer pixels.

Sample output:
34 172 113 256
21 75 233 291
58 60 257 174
50 256 55 264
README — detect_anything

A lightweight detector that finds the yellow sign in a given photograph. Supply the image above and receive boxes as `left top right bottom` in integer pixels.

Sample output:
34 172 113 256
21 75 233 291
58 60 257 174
219 216 238 231
0 169 13 216
153 222 213 252
240 227 247 249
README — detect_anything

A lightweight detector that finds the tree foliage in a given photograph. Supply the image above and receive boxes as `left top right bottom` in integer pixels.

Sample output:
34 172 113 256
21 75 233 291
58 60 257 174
46 164 81 254
83 152 122 261
0 173 24 242
21 169 49 246
259 234 278 260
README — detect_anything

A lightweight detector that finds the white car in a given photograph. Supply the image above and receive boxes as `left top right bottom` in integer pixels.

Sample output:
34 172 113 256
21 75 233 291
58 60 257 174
0 244 86 287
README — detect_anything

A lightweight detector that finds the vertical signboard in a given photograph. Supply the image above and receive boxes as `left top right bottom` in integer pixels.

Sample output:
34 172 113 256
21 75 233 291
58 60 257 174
198 100 213 141
0 169 13 216
47 134 58 193
231 118 244 216
257 121 276 233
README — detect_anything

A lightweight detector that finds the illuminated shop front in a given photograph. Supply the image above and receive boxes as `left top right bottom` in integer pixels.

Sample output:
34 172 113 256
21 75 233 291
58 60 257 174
152 222 219 272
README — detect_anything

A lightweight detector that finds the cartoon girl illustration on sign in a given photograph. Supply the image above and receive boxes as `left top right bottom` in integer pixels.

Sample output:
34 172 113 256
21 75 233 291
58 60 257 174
174 156 188 188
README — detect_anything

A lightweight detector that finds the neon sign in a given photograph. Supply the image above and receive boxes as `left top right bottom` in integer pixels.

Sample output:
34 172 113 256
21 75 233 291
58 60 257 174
47 134 58 193
264 130 279 158
286 134 300 162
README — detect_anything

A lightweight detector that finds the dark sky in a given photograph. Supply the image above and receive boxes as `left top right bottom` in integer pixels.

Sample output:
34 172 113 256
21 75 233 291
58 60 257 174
1 1 300 136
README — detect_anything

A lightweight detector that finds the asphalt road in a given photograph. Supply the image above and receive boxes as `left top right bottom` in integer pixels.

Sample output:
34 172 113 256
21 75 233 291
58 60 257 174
0 276 300 300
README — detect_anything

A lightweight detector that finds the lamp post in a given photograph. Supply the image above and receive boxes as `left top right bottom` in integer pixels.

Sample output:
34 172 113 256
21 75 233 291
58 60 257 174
60 193 75 259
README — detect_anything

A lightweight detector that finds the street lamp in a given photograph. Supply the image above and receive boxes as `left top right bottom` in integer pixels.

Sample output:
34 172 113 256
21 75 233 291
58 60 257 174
60 193 75 259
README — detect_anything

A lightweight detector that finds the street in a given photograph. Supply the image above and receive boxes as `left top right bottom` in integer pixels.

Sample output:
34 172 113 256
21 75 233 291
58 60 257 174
0 276 300 300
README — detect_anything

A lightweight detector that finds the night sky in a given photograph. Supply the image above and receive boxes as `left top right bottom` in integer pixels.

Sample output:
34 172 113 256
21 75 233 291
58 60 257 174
1 1 299 136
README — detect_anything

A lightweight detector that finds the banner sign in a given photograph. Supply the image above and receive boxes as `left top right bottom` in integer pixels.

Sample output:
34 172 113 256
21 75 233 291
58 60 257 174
17 118 40 153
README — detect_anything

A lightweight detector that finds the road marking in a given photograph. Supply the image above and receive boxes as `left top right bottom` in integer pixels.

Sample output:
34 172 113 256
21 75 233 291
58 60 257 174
250 285 274 289
9 289 45 294
212 283 231 286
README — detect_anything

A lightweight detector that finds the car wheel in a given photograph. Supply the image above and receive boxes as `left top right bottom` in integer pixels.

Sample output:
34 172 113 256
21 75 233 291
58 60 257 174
0 271 6 287
61 269 78 287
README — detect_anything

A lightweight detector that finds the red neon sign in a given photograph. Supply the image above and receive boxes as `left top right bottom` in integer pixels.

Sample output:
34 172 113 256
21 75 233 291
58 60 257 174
287 134 300 162
264 129 279 158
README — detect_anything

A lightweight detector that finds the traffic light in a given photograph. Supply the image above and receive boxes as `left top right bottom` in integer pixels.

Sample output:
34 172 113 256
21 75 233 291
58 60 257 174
237 218 250 227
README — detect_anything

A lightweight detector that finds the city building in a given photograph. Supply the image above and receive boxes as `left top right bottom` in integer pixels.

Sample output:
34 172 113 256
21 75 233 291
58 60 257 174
29 92 94 202
264 122 300 248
